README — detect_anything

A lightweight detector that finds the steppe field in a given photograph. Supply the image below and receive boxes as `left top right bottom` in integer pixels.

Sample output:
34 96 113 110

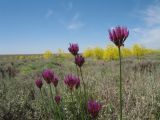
0 51 160 120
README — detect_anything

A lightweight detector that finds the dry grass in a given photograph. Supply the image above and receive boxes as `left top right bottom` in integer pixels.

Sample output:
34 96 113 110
0 55 160 120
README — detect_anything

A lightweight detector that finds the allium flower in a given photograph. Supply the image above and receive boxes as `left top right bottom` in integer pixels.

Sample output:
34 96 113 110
68 43 79 56
42 69 54 84
108 26 129 47
35 79 43 89
54 95 61 104
87 100 102 118
64 74 80 90
75 55 85 67
52 75 59 87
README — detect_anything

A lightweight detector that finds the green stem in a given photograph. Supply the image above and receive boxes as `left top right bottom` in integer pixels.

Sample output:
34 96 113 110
49 84 54 111
80 67 88 119
40 89 53 118
80 67 87 100
40 89 47 112
55 87 58 94
55 102 63 120
71 90 74 102
75 56 85 119
118 47 122 120
77 66 83 101
40 89 44 103
76 65 80 78
76 65 84 120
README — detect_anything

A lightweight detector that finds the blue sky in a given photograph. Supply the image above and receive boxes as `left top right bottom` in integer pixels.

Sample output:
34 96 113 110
0 0 160 54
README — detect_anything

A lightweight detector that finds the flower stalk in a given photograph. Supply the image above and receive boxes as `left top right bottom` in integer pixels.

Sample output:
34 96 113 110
49 84 54 110
108 26 129 120
118 47 122 120
80 67 87 101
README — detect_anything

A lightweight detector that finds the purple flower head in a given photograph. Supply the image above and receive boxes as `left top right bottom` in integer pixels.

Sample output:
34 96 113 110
64 74 80 90
52 75 59 87
68 43 79 56
75 55 85 67
108 26 129 48
54 95 61 104
87 100 102 118
42 69 54 84
35 79 43 89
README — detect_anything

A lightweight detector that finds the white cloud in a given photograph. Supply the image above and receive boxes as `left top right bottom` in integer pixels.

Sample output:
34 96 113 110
143 4 160 26
58 14 84 30
68 22 84 30
46 9 53 18
132 2 160 49
67 13 84 30
139 27 160 48
131 27 160 49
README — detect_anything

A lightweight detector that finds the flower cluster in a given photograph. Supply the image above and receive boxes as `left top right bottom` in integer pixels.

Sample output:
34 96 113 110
42 69 54 84
68 43 79 56
68 43 85 68
35 44 102 119
75 55 85 67
52 75 59 87
41 69 59 87
68 43 102 119
35 79 43 89
87 100 102 118
34 25 129 119
54 95 61 104
35 69 61 104
108 26 129 47
64 74 80 90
